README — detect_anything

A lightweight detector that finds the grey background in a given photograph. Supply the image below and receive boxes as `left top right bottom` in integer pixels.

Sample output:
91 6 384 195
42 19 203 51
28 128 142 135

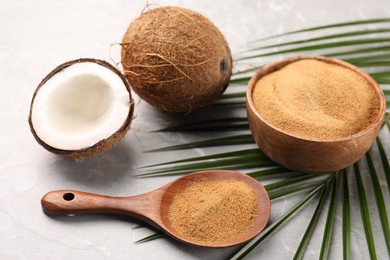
0 0 389 259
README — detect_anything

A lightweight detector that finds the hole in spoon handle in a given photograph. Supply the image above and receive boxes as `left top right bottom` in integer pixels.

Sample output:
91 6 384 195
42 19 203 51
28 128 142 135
41 190 120 215
63 192 75 201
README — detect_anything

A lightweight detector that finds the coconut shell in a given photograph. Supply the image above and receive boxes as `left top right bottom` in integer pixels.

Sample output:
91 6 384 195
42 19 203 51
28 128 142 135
28 58 135 161
121 6 232 113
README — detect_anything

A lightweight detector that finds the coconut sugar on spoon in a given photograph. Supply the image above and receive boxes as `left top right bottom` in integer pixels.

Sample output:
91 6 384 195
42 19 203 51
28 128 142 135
252 59 381 140
168 179 258 243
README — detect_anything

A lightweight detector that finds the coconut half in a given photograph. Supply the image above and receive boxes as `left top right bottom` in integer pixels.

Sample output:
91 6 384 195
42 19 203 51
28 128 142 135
29 58 134 160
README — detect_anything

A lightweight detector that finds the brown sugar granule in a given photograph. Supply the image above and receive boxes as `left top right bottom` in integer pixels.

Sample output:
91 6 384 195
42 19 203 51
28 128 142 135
167 179 258 243
252 59 380 140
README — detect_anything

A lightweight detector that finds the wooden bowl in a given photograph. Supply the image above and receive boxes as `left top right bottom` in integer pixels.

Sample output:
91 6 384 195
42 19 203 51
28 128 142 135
246 56 386 173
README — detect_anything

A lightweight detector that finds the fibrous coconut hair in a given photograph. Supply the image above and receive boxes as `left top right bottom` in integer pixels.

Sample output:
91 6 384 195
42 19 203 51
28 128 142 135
121 6 232 113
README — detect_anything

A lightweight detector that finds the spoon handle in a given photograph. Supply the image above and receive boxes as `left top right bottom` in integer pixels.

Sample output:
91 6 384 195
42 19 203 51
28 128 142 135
41 190 131 215
41 190 163 226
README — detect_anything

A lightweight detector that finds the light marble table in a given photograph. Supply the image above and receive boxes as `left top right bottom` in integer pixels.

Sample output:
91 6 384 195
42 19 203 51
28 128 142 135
1 0 389 259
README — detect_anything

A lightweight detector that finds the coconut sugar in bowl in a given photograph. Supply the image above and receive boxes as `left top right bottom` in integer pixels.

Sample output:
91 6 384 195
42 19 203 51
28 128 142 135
246 56 386 173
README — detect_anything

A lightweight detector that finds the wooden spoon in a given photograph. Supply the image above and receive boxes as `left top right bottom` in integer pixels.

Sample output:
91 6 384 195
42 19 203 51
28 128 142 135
41 170 270 248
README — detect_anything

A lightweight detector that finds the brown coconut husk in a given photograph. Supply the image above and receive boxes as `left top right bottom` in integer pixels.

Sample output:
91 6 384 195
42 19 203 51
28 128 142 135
28 58 135 161
121 6 232 113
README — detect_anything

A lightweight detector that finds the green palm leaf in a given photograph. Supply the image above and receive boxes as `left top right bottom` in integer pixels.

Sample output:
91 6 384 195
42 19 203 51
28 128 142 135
354 163 377 260
212 100 246 107
343 53 390 63
136 17 390 259
231 71 390 86
230 76 252 85
342 170 351 260
247 28 390 51
237 38 390 61
265 174 332 201
267 180 325 200
365 152 390 254
376 137 390 194
386 114 390 130
370 71 390 78
323 45 390 57
134 233 163 244
152 117 248 132
252 18 390 41
141 148 264 168
233 50 390 74
319 173 339 260
145 134 254 152
138 149 275 177
354 61 390 67
138 157 274 177
293 180 329 260
246 166 290 178
264 174 330 191
137 157 275 177
219 92 246 99
373 73 390 80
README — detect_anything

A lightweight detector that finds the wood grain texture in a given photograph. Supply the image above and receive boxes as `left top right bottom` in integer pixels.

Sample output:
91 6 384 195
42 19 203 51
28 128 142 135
41 170 270 248
246 56 386 173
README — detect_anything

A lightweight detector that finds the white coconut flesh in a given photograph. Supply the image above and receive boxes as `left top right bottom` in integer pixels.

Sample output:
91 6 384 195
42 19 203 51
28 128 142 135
31 62 131 150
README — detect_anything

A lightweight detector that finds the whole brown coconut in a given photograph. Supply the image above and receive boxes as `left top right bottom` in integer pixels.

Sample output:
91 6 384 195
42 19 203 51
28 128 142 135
121 6 232 113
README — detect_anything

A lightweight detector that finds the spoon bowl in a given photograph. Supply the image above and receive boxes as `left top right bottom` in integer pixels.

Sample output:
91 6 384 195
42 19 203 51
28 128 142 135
41 170 270 248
